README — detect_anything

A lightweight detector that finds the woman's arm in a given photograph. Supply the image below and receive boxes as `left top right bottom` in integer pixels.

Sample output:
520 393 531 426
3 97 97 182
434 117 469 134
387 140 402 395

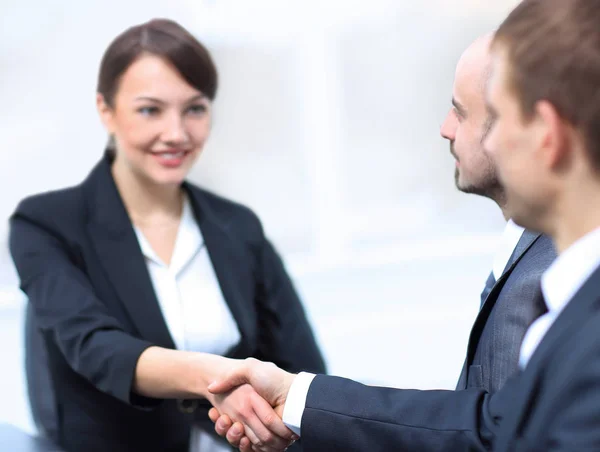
133 347 226 399
10 209 155 406
10 207 295 450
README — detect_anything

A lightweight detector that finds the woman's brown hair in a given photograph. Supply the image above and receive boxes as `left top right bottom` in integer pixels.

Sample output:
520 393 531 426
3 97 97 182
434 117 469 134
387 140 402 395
97 19 218 157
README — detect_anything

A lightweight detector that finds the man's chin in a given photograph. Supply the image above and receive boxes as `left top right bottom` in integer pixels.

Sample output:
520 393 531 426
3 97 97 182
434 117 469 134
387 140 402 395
455 179 474 194
456 181 489 198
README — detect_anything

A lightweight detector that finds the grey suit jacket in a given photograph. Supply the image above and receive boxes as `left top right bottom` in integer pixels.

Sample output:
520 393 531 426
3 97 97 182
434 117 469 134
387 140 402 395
456 231 556 393
299 231 557 451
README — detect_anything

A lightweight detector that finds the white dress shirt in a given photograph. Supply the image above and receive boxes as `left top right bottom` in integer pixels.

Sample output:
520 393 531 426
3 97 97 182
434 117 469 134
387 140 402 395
282 220 525 436
519 226 600 368
492 219 526 280
134 195 241 452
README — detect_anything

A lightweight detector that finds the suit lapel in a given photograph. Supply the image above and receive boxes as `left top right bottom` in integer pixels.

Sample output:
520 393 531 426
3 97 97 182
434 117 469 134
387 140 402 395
184 185 254 355
501 229 540 277
495 266 600 449
84 157 175 349
463 230 542 374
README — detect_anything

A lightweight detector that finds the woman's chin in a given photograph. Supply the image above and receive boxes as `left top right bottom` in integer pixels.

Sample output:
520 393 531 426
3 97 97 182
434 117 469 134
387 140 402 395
145 168 189 187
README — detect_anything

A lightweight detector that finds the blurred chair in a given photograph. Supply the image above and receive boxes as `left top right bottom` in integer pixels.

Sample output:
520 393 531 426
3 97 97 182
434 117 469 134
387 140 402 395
0 423 64 452
24 303 58 443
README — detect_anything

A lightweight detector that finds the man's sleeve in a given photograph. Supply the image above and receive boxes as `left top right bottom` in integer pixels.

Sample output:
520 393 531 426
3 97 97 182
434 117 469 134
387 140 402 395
300 374 504 451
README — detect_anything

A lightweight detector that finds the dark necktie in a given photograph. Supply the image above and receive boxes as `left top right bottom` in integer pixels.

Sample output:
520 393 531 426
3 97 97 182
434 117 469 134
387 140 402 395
534 289 549 318
480 271 496 308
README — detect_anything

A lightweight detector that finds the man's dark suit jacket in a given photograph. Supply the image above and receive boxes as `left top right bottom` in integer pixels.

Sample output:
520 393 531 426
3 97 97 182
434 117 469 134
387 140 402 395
299 231 557 451
301 263 600 451
10 155 326 452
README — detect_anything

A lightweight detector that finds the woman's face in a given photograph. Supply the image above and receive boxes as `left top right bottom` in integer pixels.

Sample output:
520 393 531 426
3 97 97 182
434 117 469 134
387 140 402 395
97 53 212 186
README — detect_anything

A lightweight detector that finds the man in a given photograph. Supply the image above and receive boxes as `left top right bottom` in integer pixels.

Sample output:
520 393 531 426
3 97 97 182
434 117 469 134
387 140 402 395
212 1 600 450
481 0 600 448
440 34 555 394
207 33 556 451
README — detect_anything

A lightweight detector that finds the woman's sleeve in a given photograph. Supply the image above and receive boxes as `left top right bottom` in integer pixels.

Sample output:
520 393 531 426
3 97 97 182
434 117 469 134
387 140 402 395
9 205 158 408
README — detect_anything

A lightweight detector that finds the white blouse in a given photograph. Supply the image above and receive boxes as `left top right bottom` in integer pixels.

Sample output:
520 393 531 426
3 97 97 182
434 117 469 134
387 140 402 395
134 195 241 452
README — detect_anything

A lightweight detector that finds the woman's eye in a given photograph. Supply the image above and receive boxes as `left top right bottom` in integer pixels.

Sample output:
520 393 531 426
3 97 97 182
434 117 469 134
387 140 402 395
187 104 207 115
138 106 160 116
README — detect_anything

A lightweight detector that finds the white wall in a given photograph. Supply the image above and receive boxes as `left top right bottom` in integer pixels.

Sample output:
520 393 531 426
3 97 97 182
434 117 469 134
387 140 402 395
0 0 520 433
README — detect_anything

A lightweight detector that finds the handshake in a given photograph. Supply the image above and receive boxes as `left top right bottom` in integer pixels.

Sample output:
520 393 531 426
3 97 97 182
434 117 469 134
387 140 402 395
202 357 300 452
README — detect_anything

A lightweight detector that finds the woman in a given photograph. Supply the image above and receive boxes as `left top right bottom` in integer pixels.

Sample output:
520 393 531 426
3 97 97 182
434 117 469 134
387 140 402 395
9 18 325 452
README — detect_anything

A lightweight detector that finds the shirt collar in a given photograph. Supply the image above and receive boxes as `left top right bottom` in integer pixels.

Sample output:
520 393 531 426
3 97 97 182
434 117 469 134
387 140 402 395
542 226 600 315
505 218 526 237
134 195 204 272
492 219 526 280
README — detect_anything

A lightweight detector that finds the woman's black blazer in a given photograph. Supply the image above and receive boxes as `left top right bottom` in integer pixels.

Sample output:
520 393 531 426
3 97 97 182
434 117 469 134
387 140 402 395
9 155 326 452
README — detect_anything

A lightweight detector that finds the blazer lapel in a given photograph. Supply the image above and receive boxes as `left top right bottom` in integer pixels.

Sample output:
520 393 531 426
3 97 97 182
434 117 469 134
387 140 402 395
184 185 254 356
84 157 175 349
463 230 542 372
500 229 540 278
495 265 600 449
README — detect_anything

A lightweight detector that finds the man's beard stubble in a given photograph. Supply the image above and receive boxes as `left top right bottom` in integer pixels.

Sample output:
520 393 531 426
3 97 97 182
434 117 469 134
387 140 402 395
451 141 506 207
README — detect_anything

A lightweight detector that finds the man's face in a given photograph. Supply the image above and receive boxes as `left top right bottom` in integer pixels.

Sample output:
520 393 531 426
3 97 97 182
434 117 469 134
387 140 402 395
440 52 502 201
440 47 502 202
483 46 551 229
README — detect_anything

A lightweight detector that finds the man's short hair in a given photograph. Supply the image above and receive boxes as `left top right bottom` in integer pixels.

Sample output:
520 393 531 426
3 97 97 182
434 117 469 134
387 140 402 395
493 0 600 169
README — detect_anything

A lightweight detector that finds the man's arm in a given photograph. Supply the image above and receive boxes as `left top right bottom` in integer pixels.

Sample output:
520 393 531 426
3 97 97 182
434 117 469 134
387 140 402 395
207 358 507 452
301 374 496 452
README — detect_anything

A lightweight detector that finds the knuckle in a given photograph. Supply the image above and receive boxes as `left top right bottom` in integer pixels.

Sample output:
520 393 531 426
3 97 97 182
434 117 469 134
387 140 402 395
225 432 237 443
240 401 253 417
262 412 277 427
261 431 273 443
249 391 262 404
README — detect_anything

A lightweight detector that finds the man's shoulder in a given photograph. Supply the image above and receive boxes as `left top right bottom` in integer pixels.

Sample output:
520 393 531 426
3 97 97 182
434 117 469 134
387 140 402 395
516 233 557 273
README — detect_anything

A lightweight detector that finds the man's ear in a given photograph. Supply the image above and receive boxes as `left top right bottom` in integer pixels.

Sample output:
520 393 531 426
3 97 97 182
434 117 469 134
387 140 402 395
534 100 571 170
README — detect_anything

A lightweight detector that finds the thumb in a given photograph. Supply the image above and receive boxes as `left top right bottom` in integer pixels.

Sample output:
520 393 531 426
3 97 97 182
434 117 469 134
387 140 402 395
274 403 286 419
207 370 249 394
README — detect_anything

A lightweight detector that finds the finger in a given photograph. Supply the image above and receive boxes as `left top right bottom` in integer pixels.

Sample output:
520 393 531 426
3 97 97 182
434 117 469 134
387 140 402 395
252 393 297 441
208 368 249 394
241 395 290 450
208 407 220 423
239 436 253 452
251 443 286 452
240 422 261 447
224 421 244 447
250 442 283 452
215 415 234 438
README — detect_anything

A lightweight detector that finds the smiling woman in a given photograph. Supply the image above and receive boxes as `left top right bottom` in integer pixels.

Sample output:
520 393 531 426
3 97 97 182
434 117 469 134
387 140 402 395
97 19 217 188
8 18 325 452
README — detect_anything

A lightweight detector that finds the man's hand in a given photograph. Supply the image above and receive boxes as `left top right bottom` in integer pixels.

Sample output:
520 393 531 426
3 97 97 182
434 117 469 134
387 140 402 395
206 383 294 451
207 358 297 451
208 358 296 410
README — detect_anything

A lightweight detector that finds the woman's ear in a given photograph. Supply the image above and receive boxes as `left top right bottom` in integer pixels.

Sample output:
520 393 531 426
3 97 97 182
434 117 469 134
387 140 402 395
96 93 115 134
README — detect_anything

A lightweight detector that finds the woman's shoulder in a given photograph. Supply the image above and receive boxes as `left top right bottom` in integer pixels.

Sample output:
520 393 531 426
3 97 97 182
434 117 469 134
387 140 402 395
185 183 264 234
13 183 85 228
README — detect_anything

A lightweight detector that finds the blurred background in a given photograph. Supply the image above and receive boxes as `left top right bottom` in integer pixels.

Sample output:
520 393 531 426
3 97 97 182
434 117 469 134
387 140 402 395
1 0 519 434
